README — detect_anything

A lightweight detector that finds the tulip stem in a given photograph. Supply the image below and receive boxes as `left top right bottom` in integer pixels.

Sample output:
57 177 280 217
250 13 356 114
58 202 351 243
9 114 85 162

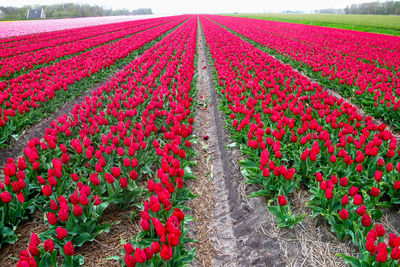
67 255 73 267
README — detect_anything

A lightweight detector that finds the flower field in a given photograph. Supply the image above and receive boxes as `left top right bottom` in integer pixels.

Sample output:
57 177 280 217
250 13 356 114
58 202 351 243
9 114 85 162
0 17 177 78
0 15 162 38
207 15 400 129
0 16 187 147
200 15 400 266
0 14 399 266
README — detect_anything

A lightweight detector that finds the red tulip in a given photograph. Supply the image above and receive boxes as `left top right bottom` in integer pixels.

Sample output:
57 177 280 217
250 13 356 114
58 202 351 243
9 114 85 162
339 208 349 220
43 239 55 252
391 246 400 260
63 241 74 256
151 241 160 254
56 226 68 239
160 244 172 261
362 214 372 227
125 254 136 267
278 195 287 206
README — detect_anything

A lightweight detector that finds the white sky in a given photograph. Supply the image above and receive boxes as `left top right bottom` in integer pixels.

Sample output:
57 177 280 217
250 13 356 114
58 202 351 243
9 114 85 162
1 0 379 14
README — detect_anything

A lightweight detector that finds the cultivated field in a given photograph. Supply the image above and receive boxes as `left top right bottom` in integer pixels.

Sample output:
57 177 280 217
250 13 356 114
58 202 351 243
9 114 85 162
0 14 399 267
0 15 166 38
228 13 400 36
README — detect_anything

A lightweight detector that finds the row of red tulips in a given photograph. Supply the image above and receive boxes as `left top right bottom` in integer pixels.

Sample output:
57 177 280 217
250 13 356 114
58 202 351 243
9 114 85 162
0 18 162 57
214 16 400 71
1 16 198 266
0 16 189 147
0 16 181 79
208 15 400 129
200 15 400 266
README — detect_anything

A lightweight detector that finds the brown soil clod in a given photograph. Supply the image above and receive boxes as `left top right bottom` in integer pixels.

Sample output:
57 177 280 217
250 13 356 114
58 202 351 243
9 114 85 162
0 212 47 265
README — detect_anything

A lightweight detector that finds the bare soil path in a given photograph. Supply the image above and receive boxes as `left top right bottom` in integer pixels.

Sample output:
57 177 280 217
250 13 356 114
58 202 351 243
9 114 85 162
189 19 289 267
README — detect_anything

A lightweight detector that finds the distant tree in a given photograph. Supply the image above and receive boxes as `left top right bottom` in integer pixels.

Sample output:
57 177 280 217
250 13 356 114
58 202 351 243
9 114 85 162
131 8 153 15
344 1 400 15
0 3 153 20
317 8 344 14
282 10 304 14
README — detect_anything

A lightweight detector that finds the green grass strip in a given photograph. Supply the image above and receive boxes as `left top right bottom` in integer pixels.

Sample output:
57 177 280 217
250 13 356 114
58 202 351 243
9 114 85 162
225 13 400 36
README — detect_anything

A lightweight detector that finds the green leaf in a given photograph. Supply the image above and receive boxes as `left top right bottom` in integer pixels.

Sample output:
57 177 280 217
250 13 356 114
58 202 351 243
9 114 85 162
106 256 121 263
391 199 400 205
39 253 54 267
183 215 195 223
290 214 306 226
371 209 383 220
0 225 15 237
183 166 197 180
172 248 196 266
94 222 113 236
337 253 364 267
267 204 281 218
248 190 270 198
240 168 250 178
95 202 109 216
182 237 197 244
225 142 237 148
75 255 85 265
73 232 94 247
376 202 392 208
0 226 18 246
239 159 257 168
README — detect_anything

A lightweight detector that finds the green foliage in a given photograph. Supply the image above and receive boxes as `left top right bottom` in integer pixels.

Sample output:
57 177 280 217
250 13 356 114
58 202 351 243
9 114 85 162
267 198 306 228
0 4 152 20
345 1 400 15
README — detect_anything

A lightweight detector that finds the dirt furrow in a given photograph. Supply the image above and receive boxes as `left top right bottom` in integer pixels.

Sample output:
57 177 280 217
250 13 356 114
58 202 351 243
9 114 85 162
187 22 217 267
190 19 288 267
